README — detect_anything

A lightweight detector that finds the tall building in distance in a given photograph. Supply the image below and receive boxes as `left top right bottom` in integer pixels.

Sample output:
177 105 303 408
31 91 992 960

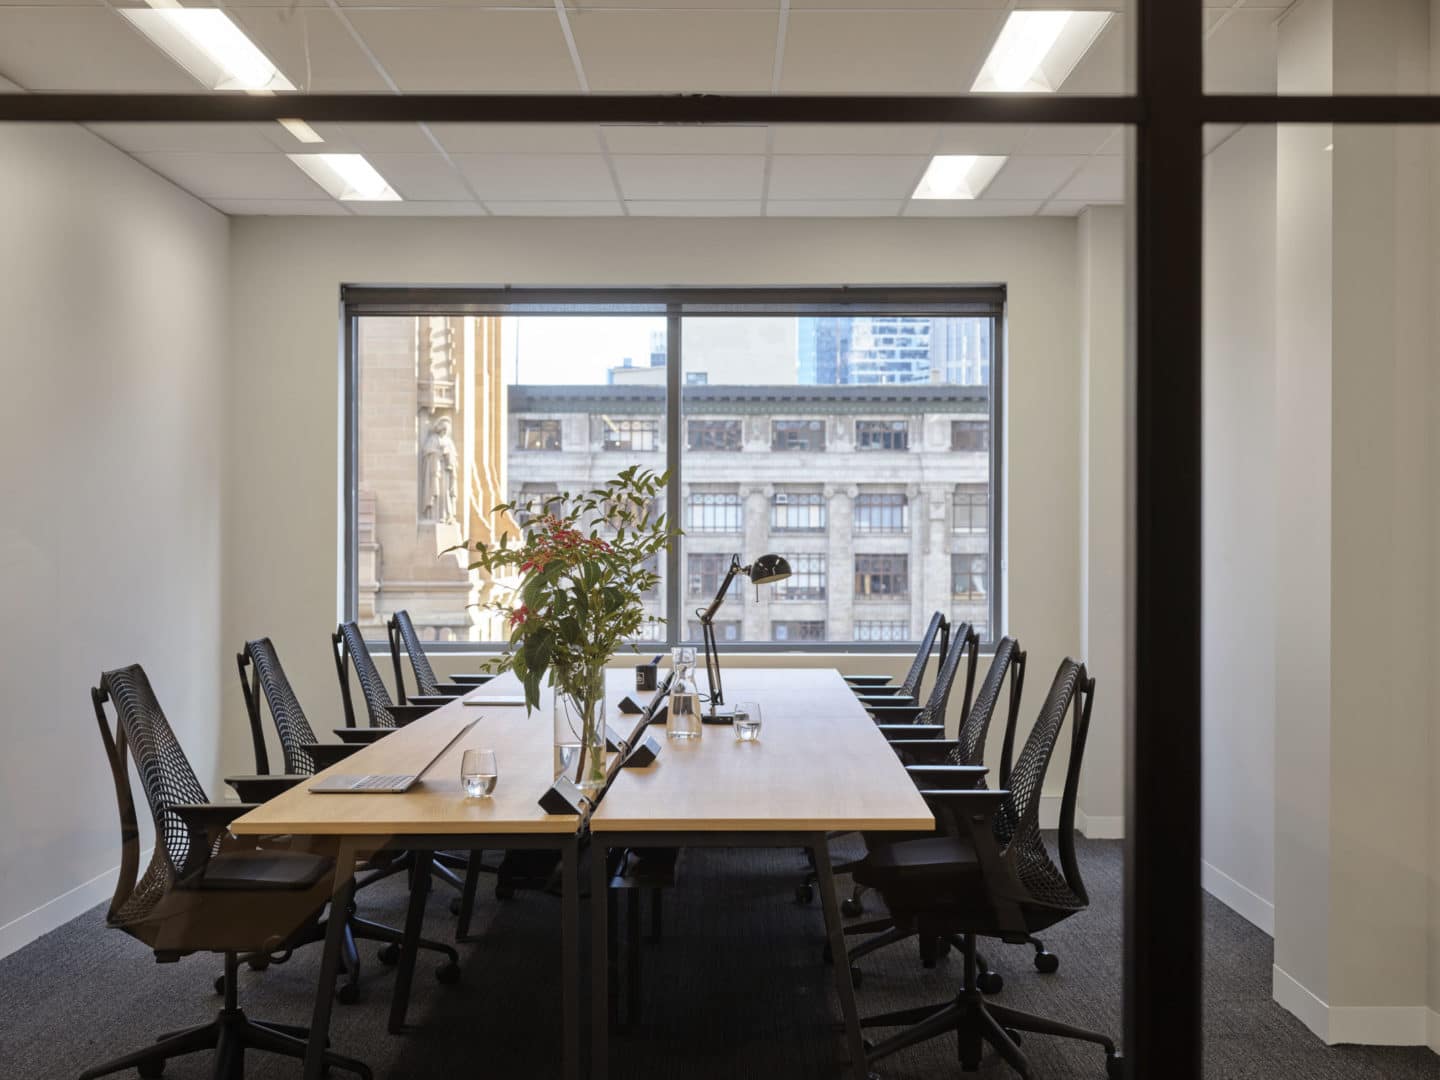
797 316 992 386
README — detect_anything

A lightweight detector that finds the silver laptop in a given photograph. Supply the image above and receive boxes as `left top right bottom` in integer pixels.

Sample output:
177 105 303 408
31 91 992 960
310 718 477 794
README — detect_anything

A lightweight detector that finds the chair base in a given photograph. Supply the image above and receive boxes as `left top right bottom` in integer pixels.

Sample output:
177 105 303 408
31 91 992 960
79 1008 371 1080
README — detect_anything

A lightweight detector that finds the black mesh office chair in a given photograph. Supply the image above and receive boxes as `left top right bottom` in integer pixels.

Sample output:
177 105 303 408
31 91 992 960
230 638 461 998
845 612 948 707
83 664 370 1080
387 609 493 705
853 659 1121 1079
842 637 1028 980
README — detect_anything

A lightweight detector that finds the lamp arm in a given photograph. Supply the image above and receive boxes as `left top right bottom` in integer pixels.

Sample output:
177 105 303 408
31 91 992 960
697 555 742 711
698 556 743 623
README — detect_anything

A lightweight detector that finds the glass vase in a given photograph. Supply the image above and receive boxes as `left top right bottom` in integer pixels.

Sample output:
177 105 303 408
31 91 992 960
553 665 608 795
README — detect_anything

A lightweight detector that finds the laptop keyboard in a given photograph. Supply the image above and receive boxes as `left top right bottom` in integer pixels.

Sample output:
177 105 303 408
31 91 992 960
352 774 409 790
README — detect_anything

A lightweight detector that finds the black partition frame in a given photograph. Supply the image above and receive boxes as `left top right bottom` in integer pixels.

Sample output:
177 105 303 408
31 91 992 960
14 0 1440 1072
341 286 1007 654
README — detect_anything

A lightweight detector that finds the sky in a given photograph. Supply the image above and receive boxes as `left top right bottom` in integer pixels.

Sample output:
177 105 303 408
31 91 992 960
501 316 663 385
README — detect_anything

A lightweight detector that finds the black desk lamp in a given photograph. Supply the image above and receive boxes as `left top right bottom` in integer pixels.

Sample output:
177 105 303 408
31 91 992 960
696 553 791 718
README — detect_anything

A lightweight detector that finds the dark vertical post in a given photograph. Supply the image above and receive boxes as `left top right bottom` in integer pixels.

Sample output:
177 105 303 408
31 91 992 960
1129 1 1204 1077
665 305 683 647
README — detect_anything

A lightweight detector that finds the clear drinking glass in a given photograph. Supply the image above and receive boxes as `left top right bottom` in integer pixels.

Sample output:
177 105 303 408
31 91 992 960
667 647 702 740
461 749 498 798
733 701 763 742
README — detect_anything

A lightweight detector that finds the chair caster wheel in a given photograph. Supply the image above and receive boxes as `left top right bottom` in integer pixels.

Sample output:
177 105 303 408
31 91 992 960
849 966 863 988
138 1059 165 1078
377 944 400 966
1004 1028 1022 1046
449 896 464 916
795 884 814 905
213 975 226 995
495 882 516 900
841 897 865 918
435 961 462 985
1034 950 1059 974
976 970 1004 995
1106 1052 1124 1079
335 981 361 1005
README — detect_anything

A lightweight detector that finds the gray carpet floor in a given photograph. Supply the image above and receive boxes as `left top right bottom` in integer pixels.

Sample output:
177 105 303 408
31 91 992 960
1 837 1435 1079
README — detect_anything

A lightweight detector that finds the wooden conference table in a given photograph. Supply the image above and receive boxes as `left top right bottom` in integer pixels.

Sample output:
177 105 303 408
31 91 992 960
231 665 932 1080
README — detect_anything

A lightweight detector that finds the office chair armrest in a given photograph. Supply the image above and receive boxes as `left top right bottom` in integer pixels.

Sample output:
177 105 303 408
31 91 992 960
844 674 894 687
389 704 442 726
173 803 262 845
877 723 945 740
917 788 1026 928
306 742 363 768
887 739 961 765
333 728 389 744
224 775 306 802
866 704 925 723
853 686 911 699
430 682 475 696
448 673 495 685
907 765 988 790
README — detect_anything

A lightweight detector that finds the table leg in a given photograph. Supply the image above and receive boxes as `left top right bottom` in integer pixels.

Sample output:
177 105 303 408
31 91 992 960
561 839 579 1080
388 849 432 1035
590 837 611 1080
812 836 868 1080
305 842 357 1080
455 852 482 942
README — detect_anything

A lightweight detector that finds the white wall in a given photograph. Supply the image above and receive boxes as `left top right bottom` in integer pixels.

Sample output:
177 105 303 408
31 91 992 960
224 215 1100 809
1201 122 1279 935
0 124 229 957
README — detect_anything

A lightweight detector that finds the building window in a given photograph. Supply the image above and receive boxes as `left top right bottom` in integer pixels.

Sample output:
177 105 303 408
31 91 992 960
854 493 908 533
771 491 827 532
687 553 741 599
514 482 562 525
771 419 826 452
953 484 989 534
518 419 562 451
601 418 659 452
687 619 738 642
854 554 909 598
854 621 909 643
776 554 827 601
855 419 909 451
773 620 826 643
952 554 988 599
687 419 742 451
951 419 990 451
686 492 744 532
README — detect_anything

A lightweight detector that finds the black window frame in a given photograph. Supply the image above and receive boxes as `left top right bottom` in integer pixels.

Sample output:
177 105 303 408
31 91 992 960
686 418 743 452
855 419 910 451
517 418 562 451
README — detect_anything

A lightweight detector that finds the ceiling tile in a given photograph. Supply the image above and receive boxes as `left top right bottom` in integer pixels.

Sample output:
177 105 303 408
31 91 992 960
1057 15 1126 94
780 11 1003 93
1020 125 1121 157
429 124 603 155
344 10 578 92
601 126 769 156
346 201 487 216
984 156 1088 200
768 125 938 156
364 155 473 202
766 200 905 217
486 201 623 217
136 153 328 200
86 123 282 155
209 199 348 216
1204 123 1243 155
768 155 929 201
904 200 1042 218
933 125 1033 156
571 11 778 92
453 154 617 201
306 123 437 154
611 155 766 200
1053 156 1125 203
0 8 196 91
1039 202 1090 217
1205 8 1280 94
229 7 391 92
627 201 763 217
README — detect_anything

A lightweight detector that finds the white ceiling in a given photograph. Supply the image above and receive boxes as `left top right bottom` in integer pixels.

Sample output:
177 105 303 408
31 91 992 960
0 1 1292 218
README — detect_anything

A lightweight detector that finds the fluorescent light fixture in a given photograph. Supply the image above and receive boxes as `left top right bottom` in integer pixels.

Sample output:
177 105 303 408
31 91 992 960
912 155 1008 200
971 10 1114 94
289 154 402 202
122 8 294 92
278 118 325 144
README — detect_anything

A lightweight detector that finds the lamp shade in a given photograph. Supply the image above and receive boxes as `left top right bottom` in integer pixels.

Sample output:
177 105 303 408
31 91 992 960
747 553 792 585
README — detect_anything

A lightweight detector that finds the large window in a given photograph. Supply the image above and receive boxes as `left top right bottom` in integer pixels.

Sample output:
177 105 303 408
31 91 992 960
348 290 1001 647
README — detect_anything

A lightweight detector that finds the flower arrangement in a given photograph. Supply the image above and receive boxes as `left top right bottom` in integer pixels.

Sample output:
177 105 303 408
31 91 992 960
459 466 676 792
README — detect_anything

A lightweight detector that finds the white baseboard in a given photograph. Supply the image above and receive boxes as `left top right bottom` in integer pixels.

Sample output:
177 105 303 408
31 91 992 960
0 855 145 960
1038 795 1123 839
1273 964 1439 1050
1201 860 1274 935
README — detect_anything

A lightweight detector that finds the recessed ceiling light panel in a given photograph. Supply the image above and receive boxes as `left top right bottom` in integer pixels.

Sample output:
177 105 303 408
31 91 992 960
289 154 402 202
971 10 1114 94
122 9 295 93
912 155 1008 200
278 119 325 144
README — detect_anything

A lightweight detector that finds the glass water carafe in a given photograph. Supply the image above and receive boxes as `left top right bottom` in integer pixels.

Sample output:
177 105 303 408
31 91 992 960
667 647 702 740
